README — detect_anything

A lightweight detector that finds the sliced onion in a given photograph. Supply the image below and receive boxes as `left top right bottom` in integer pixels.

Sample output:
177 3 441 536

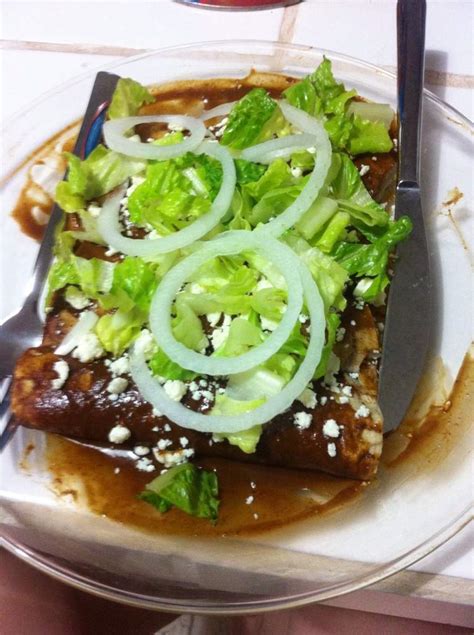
241 133 316 164
97 141 236 257
200 101 237 121
130 260 325 434
148 230 303 375
54 310 98 355
103 115 206 160
247 101 331 238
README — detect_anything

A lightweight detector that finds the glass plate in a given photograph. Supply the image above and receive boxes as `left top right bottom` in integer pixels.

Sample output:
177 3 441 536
0 41 472 613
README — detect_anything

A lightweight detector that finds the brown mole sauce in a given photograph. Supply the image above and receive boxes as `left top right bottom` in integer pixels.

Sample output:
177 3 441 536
14 72 470 537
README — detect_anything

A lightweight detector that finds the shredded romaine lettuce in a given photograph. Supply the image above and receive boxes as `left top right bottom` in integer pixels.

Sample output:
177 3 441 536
221 88 281 150
213 423 263 454
55 145 145 212
139 463 219 521
333 216 413 302
108 77 154 120
283 57 393 155
96 308 145 356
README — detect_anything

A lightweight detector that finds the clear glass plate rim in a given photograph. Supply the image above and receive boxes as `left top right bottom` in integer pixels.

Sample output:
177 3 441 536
1 509 471 614
1 39 473 140
1 39 472 613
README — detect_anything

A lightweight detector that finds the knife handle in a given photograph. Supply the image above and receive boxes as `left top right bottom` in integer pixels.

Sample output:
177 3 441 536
397 0 426 186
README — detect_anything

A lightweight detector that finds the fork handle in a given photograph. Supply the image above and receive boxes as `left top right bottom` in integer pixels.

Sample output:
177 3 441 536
397 0 426 186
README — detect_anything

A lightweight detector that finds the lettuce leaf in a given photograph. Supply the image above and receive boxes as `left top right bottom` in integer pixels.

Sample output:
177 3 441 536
314 311 341 379
108 77 154 120
285 233 348 313
221 88 283 150
109 256 158 312
251 287 286 322
333 216 413 301
235 159 267 185
242 159 304 225
217 317 262 357
213 423 263 454
96 308 145 356
283 57 393 155
55 145 145 212
331 154 389 227
148 349 197 381
139 463 219 521
47 255 115 303
128 152 222 233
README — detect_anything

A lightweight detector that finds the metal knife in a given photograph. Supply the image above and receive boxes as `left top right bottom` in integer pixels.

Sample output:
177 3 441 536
378 0 431 433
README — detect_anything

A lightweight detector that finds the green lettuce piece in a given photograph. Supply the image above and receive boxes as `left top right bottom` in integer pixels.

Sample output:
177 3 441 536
173 298 209 352
55 145 145 212
314 312 341 379
211 393 265 416
108 77 154 120
73 256 115 297
244 158 295 199
333 216 413 301
283 57 392 155
127 152 222 233
213 424 263 454
221 88 283 150
139 463 219 521
217 318 262 356
47 253 115 303
96 308 145 356
227 366 285 401
251 287 286 321
47 261 79 299
148 349 197 382
280 322 309 356
315 211 351 253
139 491 172 513
178 263 257 316
331 154 389 227
264 352 297 383
295 195 338 241
243 158 304 225
178 290 252 317
348 116 394 154
109 257 158 312
235 159 267 185
55 182 85 213
285 233 348 313
227 188 253 230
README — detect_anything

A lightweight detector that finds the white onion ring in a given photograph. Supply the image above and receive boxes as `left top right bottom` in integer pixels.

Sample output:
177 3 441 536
148 230 303 375
54 310 98 355
130 260 324 433
97 141 236 257
241 133 316 164
248 101 331 238
200 101 237 121
103 115 206 160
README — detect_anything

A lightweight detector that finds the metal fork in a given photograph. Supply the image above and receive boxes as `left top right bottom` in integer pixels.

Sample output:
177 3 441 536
0 71 120 451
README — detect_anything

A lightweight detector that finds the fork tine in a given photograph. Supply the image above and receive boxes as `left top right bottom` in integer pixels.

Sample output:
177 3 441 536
0 414 18 452
0 385 18 452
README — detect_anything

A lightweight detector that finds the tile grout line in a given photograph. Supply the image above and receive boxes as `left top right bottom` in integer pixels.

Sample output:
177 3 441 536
1 39 473 89
278 3 300 44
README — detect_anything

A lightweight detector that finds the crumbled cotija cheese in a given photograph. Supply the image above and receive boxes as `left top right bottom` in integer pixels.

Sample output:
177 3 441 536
322 419 340 438
108 424 131 444
51 360 69 390
293 412 312 430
